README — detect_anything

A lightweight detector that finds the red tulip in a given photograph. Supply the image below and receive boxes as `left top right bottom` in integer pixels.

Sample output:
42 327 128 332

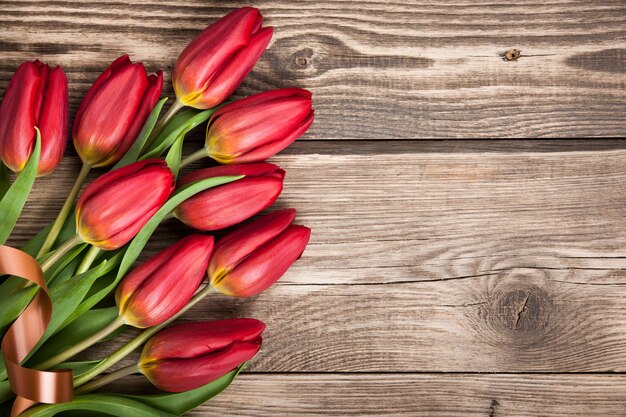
205 88 313 164
173 7 273 109
0 60 68 176
76 159 174 250
115 235 214 328
139 318 264 392
73 55 163 167
174 163 285 231
209 209 310 297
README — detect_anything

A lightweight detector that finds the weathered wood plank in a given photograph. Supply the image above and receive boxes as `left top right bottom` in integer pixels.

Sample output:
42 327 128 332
1 1 625 138
103 374 626 416
22 141 623 372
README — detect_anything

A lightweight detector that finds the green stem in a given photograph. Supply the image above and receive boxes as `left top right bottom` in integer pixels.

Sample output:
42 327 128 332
161 211 175 221
35 316 125 370
74 284 216 387
37 163 91 258
180 148 208 169
74 364 139 395
143 99 184 152
39 234 82 272
75 246 101 275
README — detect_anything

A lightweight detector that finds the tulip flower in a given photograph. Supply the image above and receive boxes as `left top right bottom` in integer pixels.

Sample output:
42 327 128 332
76 159 174 250
116 235 214 327
73 54 163 168
139 319 264 392
37 56 162 256
173 7 273 110
36 233 213 370
181 89 314 167
209 209 310 297
0 60 68 176
174 163 285 231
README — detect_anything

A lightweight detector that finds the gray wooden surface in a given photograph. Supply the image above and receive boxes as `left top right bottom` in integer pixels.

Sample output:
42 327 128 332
2 0 626 416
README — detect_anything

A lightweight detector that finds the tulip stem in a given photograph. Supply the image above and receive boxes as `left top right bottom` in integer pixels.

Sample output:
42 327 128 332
73 284 216 388
39 234 83 272
74 364 139 395
76 245 101 275
37 163 91 258
35 315 126 370
143 99 185 151
180 148 208 168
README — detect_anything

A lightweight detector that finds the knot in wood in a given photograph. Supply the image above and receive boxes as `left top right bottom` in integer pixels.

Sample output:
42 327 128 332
295 55 309 67
494 287 551 333
500 48 521 62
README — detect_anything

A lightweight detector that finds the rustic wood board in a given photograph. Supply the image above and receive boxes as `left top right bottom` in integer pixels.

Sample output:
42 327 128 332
7 140 626 415
104 374 626 416
2 0 626 415
1 1 625 138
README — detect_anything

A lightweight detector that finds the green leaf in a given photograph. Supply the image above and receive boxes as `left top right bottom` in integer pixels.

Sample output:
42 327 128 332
20 395 175 417
125 366 243 415
45 243 87 286
28 308 123 367
0 378 12 404
0 285 38 335
0 243 85 340
0 163 9 200
21 252 125 364
51 360 102 377
20 223 53 256
0 130 41 245
141 109 215 160
114 98 168 170
116 175 243 280
1 367 244 416
164 135 184 179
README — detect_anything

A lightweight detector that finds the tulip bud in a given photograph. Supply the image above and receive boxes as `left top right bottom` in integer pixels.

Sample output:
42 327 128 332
76 159 174 250
139 318 265 392
115 235 214 328
174 163 285 231
73 55 163 167
173 7 273 109
0 60 68 176
209 209 310 297
205 88 313 164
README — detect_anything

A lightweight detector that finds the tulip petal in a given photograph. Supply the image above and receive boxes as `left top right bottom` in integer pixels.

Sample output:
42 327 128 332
73 59 150 167
192 26 273 109
117 235 214 327
178 162 280 186
0 61 44 172
140 318 265 361
37 66 68 176
73 54 131 138
215 225 311 297
108 70 164 166
209 209 296 280
141 339 261 392
211 88 311 116
76 159 174 250
175 163 285 231
173 7 263 106
230 110 314 164
208 96 312 162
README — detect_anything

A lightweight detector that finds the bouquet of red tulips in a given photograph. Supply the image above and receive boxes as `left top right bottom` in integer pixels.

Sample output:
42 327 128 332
0 7 312 417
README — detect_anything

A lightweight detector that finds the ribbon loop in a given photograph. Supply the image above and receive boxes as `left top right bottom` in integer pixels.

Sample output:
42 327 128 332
0 245 73 416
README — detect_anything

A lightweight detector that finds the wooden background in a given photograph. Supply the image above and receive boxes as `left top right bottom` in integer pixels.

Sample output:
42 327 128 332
2 0 626 416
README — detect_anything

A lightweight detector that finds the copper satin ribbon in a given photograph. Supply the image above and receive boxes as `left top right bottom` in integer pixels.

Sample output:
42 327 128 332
0 245 73 416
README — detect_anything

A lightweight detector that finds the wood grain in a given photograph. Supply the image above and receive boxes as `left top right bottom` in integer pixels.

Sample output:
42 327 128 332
1 1 625 138
2 0 626 413
12 140 626 373
104 374 626 416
